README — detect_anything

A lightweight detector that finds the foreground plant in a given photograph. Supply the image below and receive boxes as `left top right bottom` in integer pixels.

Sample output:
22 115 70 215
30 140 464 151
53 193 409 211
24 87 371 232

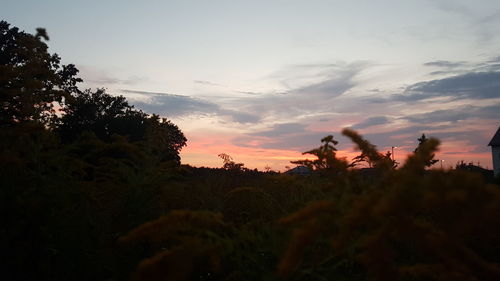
279 129 500 281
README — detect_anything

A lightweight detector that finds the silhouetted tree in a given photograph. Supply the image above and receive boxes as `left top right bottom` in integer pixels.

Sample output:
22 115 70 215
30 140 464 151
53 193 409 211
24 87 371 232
414 134 439 167
218 153 245 171
0 21 81 126
291 135 349 173
58 88 140 141
144 114 187 164
58 88 186 163
342 128 395 170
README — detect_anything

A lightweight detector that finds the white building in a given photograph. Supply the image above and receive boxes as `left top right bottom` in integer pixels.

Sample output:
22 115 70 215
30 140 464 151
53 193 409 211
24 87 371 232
488 127 500 177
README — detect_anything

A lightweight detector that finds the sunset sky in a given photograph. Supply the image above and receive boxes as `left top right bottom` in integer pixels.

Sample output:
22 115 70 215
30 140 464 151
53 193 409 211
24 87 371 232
3 0 500 171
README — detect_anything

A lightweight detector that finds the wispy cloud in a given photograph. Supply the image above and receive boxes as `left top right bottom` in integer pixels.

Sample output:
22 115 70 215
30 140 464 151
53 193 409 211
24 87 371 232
193 80 221 87
429 0 500 43
225 62 369 122
371 70 500 103
423 60 467 68
249 123 308 138
289 71 358 99
402 104 500 124
423 57 500 75
122 89 261 124
78 65 146 86
405 71 500 101
237 91 263 96
352 116 390 129
233 131 336 151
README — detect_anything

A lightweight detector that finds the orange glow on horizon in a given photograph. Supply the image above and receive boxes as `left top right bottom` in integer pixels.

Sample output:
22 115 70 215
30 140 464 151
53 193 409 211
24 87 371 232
180 136 494 172
178 121 497 172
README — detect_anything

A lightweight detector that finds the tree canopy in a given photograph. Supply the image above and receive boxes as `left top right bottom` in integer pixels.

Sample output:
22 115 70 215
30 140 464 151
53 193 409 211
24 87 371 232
0 20 81 126
291 135 349 172
58 88 186 163
414 133 439 167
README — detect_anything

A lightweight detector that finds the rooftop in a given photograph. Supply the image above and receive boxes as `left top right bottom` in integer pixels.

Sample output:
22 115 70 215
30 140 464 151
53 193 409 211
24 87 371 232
488 127 500 146
285 165 312 175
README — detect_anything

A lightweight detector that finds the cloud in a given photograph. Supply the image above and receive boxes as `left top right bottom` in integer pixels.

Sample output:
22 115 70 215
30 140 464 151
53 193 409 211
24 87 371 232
429 1 500 43
402 104 500 124
380 71 500 102
407 71 500 99
487 56 500 63
358 125 446 148
237 124 438 154
360 123 493 154
430 130 492 154
123 89 218 115
363 57 500 104
478 9 500 24
233 130 337 151
193 80 221 86
423 56 500 75
237 91 262 96
226 62 368 122
122 89 261 123
424 60 467 68
289 73 356 99
219 109 261 123
352 116 390 129
477 62 500 72
404 108 471 124
250 123 308 138
428 70 459 76
78 65 146 86
287 62 367 100
431 0 474 17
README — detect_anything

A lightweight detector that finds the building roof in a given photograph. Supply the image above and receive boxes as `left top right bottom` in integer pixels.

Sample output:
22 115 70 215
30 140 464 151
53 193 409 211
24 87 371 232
488 127 500 146
285 165 312 175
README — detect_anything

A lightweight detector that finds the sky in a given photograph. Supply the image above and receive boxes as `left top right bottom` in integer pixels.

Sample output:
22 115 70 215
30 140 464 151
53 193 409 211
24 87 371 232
3 0 500 171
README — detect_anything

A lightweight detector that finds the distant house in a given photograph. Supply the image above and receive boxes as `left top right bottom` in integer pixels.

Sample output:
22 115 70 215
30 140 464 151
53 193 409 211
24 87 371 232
488 127 500 177
456 161 494 182
285 165 312 175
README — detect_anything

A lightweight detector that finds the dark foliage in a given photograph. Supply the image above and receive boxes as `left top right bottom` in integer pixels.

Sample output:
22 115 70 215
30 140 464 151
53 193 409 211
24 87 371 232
415 134 439 167
0 20 81 126
0 21 187 281
58 88 186 164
